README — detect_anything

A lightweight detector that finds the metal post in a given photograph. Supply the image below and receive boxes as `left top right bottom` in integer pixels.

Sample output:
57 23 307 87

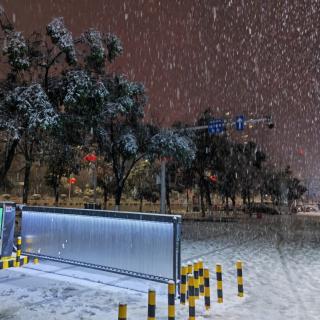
160 160 166 214
168 280 175 320
68 181 71 201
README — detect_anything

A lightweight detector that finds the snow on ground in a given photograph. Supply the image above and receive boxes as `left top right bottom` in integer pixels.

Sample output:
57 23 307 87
1 215 320 319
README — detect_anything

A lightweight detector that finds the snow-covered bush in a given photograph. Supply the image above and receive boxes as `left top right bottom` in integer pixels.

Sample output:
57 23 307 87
3 31 30 70
47 17 76 64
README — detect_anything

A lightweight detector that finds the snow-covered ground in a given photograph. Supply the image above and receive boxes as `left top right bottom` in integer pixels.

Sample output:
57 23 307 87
1 215 320 320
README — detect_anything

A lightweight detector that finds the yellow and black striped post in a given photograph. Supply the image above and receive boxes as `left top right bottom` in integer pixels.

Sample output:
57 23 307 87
180 265 188 305
118 303 127 320
16 236 22 267
204 267 211 310
148 288 156 320
188 274 196 320
216 264 223 303
193 260 200 299
168 280 175 320
188 261 193 275
198 259 204 296
236 260 244 297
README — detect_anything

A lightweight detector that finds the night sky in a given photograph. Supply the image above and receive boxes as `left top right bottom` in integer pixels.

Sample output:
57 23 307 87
2 0 320 188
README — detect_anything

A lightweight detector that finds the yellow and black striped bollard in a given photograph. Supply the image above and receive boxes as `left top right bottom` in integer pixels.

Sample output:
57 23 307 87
168 280 175 320
236 260 244 297
188 274 196 320
198 259 204 296
16 236 22 267
216 264 223 303
118 303 127 320
148 288 156 320
187 261 193 300
204 267 211 310
193 260 200 299
180 265 188 305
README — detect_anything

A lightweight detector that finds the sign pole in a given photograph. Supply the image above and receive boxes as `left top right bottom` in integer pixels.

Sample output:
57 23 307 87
160 160 166 214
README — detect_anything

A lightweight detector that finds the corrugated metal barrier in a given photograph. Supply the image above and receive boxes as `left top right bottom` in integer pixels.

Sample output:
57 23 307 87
21 206 181 283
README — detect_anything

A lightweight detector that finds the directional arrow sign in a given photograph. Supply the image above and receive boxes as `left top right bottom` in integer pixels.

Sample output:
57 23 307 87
235 115 245 131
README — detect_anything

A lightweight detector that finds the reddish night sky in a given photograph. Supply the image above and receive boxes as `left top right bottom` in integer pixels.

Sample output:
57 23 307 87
2 0 320 186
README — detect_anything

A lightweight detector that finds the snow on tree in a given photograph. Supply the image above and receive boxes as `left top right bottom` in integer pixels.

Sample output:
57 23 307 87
2 83 57 134
105 33 123 62
83 29 105 69
47 17 77 64
3 31 30 70
103 75 145 119
149 130 196 165
63 70 109 116
118 132 138 156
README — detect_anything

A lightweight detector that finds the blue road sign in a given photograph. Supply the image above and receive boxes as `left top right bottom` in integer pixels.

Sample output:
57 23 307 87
235 115 245 131
208 119 225 134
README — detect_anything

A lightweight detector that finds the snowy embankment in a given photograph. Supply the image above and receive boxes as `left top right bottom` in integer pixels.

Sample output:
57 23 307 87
1 215 320 320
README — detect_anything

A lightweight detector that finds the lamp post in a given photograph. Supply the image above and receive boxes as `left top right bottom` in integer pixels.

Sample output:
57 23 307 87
68 177 77 200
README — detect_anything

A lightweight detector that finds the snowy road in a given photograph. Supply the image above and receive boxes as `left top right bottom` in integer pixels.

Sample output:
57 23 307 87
1 215 320 319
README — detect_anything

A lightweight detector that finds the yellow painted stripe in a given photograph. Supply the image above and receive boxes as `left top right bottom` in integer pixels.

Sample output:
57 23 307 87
118 304 127 318
148 290 156 305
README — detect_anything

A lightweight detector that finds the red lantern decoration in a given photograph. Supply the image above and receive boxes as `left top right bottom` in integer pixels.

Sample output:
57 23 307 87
68 177 77 184
209 175 218 183
84 153 97 162
297 148 305 157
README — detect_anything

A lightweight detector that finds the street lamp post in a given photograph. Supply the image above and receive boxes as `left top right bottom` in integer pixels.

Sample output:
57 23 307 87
84 153 98 205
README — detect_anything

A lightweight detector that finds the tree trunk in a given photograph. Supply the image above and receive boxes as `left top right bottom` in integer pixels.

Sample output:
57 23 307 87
0 139 19 187
204 182 212 213
139 197 143 212
166 188 171 214
199 182 206 217
231 195 236 213
114 183 123 211
186 189 189 213
23 161 32 204
54 183 60 205
103 184 108 210
226 196 230 214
